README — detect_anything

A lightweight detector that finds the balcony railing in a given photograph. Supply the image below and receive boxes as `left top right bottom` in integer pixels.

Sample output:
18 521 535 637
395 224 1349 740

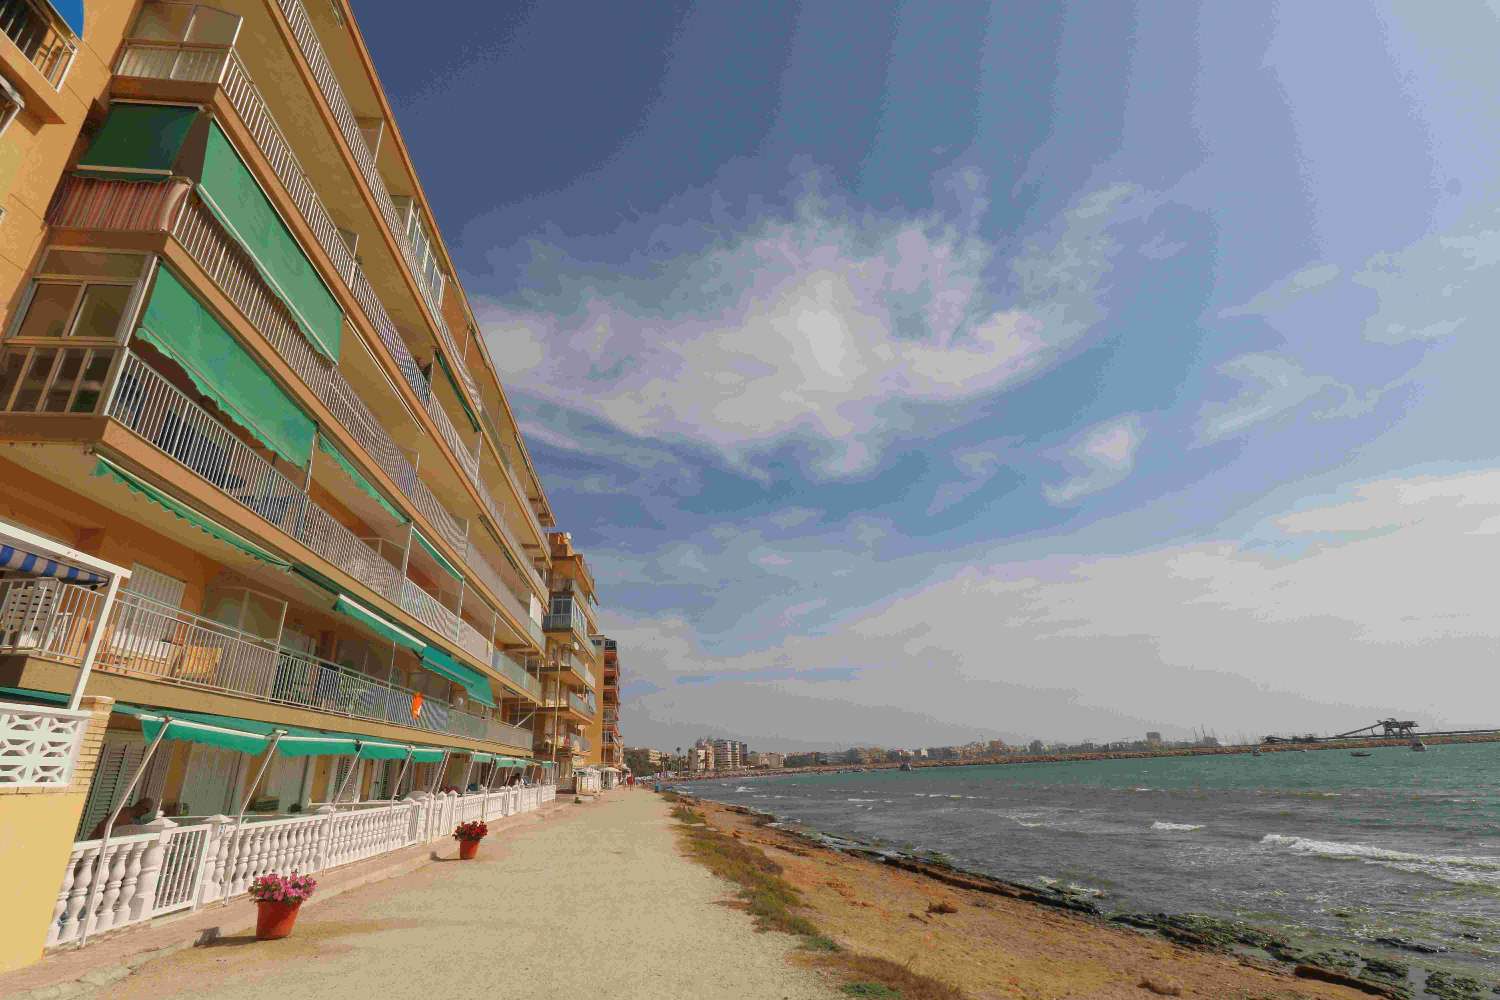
46 176 546 657
492 649 541 700
112 35 541 604
270 0 482 417
397 578 458 641
1 0 76 88
103 350 418 596
0 583 529 748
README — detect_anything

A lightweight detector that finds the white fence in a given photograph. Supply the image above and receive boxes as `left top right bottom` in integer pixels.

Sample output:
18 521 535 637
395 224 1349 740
0 700 90 787
47 783 556 948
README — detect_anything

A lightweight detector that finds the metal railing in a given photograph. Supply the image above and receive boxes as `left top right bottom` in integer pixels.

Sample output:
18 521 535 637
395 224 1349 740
397 578 458 641
0 578 102 664
111 37 539 594
44 179 551 654
271 0 482 417
492 649 541 700
107 353 398 597
0 0 76 88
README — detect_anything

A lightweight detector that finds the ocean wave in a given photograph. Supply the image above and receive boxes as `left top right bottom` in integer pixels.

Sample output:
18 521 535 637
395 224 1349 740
1262 834 1500 887
1151 821 1204 832
735 786 754 792
847 797 878 803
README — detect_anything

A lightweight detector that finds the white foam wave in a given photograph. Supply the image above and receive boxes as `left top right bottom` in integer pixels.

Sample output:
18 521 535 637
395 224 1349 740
1262 834 1500 887
1151 821 1204 832
847 797 878 803
734 786 754 792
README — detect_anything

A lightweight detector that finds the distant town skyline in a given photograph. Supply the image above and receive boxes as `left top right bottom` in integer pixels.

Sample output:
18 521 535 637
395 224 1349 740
363 2 1500 748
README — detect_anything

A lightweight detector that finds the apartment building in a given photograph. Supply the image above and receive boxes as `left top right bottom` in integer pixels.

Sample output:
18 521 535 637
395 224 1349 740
0 0 594 969
540 531 599 784
711 738 746 770
597 635 622 770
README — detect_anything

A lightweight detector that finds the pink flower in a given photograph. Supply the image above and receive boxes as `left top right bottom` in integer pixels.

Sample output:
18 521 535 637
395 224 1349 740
249 871 318 903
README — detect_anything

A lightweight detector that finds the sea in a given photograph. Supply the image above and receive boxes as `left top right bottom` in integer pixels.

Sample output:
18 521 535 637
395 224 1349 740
688 743 1500 974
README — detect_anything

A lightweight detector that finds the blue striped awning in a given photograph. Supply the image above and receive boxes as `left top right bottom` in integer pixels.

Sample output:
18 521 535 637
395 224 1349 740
0 545 106 585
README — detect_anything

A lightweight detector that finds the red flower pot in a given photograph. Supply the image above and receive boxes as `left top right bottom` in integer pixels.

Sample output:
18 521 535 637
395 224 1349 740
256 899 302 940
458 838 482 860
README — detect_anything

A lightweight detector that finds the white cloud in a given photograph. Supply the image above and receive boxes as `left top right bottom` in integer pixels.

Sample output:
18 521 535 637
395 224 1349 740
1043 415 1145 505
1219 261 1341 318
1194 353 1374 443
1356 213 1500 343
611 467 1500 749
480 178 1146 478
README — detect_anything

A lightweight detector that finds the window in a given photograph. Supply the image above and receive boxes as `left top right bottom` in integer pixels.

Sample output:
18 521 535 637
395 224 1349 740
8 250 149 342
0 345 115 413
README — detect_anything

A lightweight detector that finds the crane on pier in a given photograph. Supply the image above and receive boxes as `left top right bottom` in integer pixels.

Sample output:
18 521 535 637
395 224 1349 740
1262 718 1419 744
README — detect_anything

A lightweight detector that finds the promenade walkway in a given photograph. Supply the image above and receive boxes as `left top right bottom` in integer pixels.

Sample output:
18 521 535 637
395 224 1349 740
105 790 838 1000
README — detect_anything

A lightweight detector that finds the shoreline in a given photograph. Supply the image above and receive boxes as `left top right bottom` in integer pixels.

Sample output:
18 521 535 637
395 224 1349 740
671 792 1499 1000
672 732 1500 783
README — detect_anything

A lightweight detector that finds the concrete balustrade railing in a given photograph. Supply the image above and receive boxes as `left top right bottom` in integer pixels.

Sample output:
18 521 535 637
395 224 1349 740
48 783 557 949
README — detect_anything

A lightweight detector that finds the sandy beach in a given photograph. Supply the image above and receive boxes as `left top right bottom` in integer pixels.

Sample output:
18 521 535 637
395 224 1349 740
104 791 838 1000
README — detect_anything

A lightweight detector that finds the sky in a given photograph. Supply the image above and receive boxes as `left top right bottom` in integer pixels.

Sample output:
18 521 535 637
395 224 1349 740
356 1 1500 751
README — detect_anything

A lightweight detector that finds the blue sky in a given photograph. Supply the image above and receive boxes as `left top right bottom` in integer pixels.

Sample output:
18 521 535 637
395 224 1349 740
358 1 1500 750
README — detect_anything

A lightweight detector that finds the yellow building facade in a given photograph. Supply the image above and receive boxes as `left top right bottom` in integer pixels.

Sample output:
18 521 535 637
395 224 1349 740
0 0 591 970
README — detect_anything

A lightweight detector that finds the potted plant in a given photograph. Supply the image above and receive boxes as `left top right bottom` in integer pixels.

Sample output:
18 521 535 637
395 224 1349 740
454 819 488 859
249 872 317 940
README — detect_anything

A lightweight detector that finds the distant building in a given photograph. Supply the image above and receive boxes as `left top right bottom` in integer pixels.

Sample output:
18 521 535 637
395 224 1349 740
757 752 784 769
711 739 747 769
1146 732 1163 747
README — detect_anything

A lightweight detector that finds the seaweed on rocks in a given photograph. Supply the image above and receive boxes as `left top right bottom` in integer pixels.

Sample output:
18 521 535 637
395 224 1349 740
1423 970 1489 1000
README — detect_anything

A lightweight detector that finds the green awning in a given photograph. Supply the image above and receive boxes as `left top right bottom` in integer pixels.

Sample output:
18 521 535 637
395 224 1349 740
93 459 291 569
77 103 198 179
332 594 425 652
0 686 68 705
198 123 343 361
496 757 527 768
318 436 406 523
410 747 446 763
137 265 316 466
357 740 412 761
114 705 357 758
411 528 462 583
433 351 481 432
419 646 495 708
468 752 493 764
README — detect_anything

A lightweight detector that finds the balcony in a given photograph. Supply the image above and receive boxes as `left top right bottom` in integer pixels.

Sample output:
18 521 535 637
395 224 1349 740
0 0 76 89
266 0 483 416
110 22 547 605
492 649 541 701
544 595 592 650
46 174 545 650
0 582 532 749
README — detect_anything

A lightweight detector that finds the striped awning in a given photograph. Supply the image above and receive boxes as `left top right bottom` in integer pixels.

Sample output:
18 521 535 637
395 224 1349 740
0 544 106 585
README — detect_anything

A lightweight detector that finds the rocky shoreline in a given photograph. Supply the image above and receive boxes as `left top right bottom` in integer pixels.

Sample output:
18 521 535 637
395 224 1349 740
686 795 1499 1000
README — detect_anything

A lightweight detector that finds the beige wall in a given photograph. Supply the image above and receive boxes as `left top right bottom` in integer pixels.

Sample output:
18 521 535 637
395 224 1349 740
0 695 113 973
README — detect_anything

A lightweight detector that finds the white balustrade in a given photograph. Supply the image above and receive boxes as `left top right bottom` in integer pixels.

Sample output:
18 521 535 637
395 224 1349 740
47 783 556 950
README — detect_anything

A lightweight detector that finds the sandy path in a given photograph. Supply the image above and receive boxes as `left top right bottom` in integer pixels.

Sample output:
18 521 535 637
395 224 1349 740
109 791 839 1000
